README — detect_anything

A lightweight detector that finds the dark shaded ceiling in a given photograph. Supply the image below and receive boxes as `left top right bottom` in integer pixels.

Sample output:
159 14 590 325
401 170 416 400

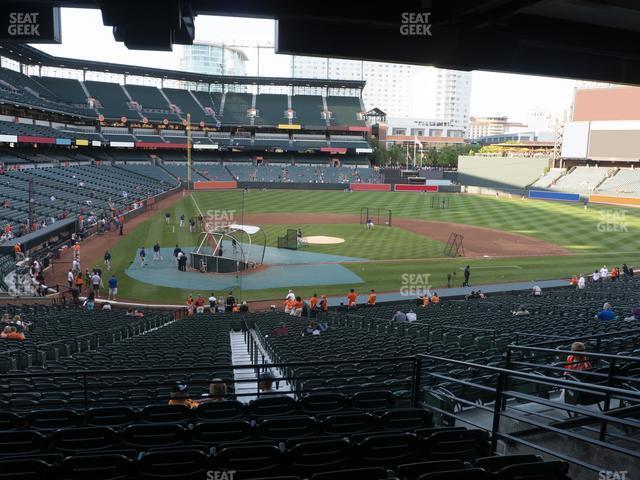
12 0 640 84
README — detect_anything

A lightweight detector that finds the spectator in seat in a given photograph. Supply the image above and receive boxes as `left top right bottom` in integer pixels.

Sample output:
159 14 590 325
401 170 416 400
168 382 199 408
392 310 407 322
406 309 417 322
1 326 25 341
239 301 249 313
431 293 440 304
595 303 616 321
258 371 284 397
85 291 95 311
532 285 542 296
273 323 289 337
624 307 640 321
577 274 586 289
205 379 227 402
564 342 592 374
512 305 530 316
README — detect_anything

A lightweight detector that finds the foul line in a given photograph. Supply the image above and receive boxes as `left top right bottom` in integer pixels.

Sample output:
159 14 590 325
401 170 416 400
191 192 203 217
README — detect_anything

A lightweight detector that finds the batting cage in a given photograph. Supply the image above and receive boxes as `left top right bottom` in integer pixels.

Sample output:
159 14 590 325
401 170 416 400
430 195 449 209
444 232 465 257
277 228 299 250
360 207 392 226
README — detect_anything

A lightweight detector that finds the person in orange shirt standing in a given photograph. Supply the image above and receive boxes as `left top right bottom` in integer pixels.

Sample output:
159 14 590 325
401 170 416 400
13 243 24 261
421 294 430 307
309 293 319 318
431 292 440 304
284 297 294 314
72 242 81 260
367 289 376 306
292 296 304 317
347 289 357 308
570 275 578 286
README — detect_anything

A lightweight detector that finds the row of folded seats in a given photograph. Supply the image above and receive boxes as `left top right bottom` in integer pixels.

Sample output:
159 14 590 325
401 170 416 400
1 392 421 429
0 437 569 479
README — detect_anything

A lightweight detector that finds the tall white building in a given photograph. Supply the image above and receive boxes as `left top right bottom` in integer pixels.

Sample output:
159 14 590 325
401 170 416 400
179 41 248 76
290 56 471 131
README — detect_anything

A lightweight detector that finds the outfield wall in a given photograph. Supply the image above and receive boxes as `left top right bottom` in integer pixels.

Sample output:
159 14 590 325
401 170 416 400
236 181 346 190
529 190 581 202
589 194 640 206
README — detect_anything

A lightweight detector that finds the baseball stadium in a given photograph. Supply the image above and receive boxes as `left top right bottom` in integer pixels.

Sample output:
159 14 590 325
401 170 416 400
0 2 639 480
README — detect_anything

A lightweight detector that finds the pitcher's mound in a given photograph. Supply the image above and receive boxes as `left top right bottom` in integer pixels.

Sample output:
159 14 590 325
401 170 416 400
303 236 345 245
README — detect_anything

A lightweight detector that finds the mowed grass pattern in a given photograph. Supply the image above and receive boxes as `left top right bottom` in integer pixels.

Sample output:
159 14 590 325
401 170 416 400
97 190 640 303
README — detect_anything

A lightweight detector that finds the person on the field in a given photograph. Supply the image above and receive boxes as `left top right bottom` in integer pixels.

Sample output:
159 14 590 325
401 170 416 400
139 247 146 267
366 218 374 230
103 250 111 271
463 265 471 287
153 242 162 261
91 271 102 297
179 214 185 228
108 274 118 300
165 211 171 224
189 217 195 233
173 244 182 264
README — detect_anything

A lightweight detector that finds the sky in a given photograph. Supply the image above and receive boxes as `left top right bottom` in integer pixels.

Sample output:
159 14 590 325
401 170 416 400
33 8 585 123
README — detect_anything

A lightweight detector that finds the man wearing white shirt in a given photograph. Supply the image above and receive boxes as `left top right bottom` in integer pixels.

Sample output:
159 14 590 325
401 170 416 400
67 269 74 288
406 310 417 322
286 290 295 302
578 274 586 289
532 285 542 296
600 265 609 281
592 270 600 282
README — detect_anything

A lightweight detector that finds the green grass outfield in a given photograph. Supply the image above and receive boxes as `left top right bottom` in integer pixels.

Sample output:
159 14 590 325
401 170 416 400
96 190 640 303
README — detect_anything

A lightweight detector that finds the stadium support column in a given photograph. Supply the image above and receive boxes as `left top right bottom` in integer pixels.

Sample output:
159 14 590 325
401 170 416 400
28 179 34 233
186 113 192 189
